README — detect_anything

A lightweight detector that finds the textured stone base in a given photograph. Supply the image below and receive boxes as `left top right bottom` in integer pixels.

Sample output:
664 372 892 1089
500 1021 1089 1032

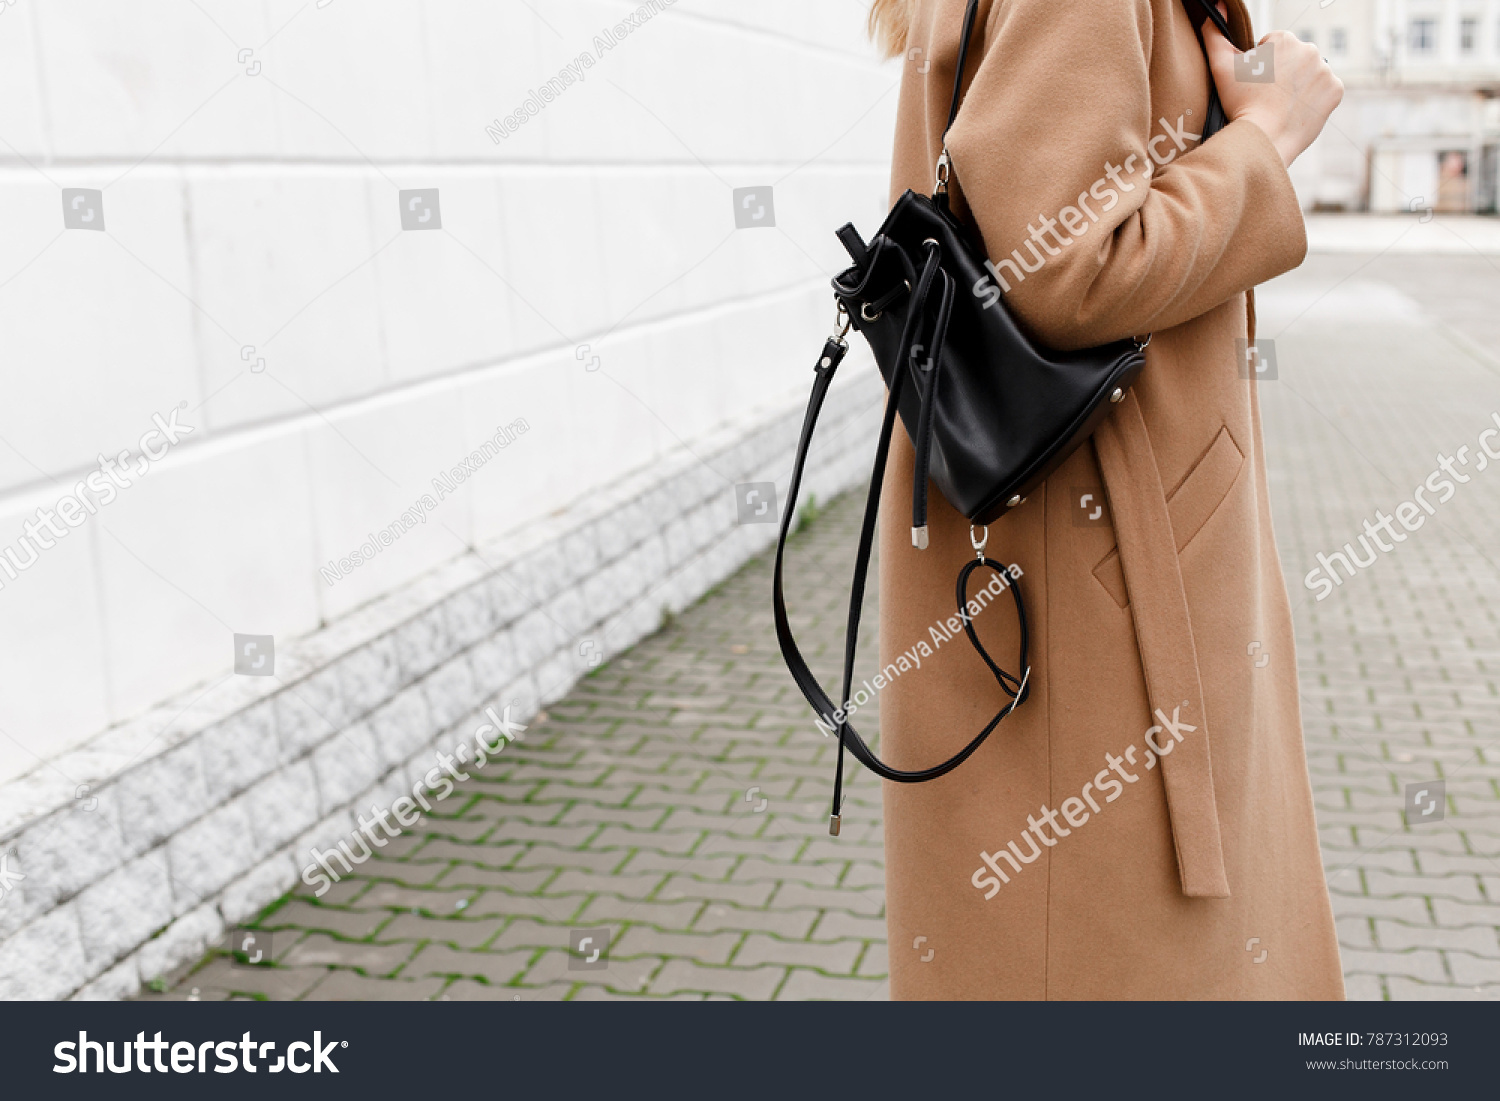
0 360 883 1000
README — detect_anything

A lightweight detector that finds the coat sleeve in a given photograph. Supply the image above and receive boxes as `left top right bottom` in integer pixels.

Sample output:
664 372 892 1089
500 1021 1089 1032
944 0 1306 350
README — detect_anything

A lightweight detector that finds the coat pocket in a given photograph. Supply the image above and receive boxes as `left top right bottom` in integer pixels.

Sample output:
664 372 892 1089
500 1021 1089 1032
1092 426 1246 608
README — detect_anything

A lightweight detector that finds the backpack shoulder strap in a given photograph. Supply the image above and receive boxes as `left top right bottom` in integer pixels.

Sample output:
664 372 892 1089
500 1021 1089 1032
943 0 985 136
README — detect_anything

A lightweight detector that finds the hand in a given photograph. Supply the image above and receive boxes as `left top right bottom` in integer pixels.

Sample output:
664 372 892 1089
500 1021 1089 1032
1203 5 1343 168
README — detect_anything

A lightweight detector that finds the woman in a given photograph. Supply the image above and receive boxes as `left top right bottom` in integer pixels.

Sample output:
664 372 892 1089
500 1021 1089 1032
868 0 1346 998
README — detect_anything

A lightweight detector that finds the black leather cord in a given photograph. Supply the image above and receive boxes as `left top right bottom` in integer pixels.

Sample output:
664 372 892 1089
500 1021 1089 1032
907 243 952 543
911 270 954 539
1194 0 1233 40
1188 0 1233 138
944 0 984 134
827 343 911 824
771 331 1030 834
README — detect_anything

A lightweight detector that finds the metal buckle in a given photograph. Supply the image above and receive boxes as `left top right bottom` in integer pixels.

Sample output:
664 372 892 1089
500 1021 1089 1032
935 149 951 195
832 301 851 344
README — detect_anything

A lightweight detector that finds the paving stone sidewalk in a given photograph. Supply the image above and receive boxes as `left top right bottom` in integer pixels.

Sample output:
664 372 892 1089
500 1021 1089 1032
151 250 1500 1002
1258 252 1500 1001
150 491 889 1002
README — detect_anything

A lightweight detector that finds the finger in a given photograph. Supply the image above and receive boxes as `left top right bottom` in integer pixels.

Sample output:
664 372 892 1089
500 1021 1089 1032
1202 21 1239 63
1202 33 1242 88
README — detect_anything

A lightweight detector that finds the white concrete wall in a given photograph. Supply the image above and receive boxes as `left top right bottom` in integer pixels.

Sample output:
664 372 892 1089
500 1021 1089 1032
0 363 885 1000
0 0 899 786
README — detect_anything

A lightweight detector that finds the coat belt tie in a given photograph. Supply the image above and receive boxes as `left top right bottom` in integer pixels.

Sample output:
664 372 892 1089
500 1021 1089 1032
1093 390 1232 899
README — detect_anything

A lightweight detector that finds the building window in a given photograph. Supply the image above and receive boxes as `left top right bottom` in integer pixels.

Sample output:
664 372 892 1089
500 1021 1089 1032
1330 27 1348 55
1409 18 1438 54
1461 17 1478 52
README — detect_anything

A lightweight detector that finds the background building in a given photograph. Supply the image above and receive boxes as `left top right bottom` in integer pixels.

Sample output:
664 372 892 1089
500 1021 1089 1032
1252 0 1500 212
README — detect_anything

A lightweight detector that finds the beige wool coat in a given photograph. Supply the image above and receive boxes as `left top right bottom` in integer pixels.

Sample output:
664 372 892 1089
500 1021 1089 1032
875 0 1344 999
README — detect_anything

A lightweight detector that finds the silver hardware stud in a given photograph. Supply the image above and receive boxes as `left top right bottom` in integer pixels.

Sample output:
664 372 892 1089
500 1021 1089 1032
820 356 832 368
911 525 929 550
1006 495 1024 508
1110 388 1125 403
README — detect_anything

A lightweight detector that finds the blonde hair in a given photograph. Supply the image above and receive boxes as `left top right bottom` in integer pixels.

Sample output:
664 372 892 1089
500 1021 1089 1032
868 0 913 58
